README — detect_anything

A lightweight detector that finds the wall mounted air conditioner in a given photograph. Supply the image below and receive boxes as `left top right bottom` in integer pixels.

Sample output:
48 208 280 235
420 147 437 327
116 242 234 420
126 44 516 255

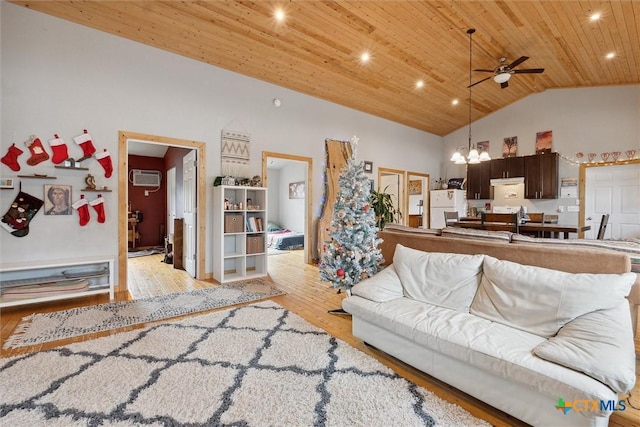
132 169 161 187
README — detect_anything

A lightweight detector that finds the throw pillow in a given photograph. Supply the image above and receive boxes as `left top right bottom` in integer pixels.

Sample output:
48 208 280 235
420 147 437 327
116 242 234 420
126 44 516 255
470 255 636 337
393 244 484 311
534 301 636 393
350 265 404 303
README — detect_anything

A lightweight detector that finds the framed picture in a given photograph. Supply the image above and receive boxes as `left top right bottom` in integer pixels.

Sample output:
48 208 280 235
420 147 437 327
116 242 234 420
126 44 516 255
535 130 552 154
44 184 72 215
503 136 518 157
0 178 14 189
476 140 489 154
363 161 373 173
288 181 305 199
408 179 422 195
447 178 465 190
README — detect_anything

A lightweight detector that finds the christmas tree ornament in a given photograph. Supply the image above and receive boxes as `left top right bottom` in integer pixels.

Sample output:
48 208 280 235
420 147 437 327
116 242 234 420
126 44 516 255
72 195 90 226
25 135 50 166
95 149 113 178
1 191 44 237
48 134 70 164
73 129 97 158
90 194 106 223
337 268 345 277
1 143 24 171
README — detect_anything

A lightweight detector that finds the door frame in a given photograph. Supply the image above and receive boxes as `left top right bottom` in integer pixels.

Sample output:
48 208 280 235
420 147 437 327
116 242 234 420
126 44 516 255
117 131 206 296
579 158 640 238
261 151 313 265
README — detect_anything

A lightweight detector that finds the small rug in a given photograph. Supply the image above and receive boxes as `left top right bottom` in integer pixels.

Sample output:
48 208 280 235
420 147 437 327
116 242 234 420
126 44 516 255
0 301 489 426
268 247 290 255
3 278 284 349
127 246 164 258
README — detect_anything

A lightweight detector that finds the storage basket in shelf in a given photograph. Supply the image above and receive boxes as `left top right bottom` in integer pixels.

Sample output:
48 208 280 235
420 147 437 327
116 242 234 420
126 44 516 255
224 213 244 233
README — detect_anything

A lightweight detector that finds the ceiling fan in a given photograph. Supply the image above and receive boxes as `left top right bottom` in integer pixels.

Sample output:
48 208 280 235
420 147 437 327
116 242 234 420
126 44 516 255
469 56 544 89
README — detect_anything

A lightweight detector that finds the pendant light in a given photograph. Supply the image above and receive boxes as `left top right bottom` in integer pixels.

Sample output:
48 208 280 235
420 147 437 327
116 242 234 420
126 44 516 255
451 28 490 164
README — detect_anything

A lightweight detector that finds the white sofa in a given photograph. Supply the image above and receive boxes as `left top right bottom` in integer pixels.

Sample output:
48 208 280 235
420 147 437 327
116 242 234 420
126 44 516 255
343 243 637 427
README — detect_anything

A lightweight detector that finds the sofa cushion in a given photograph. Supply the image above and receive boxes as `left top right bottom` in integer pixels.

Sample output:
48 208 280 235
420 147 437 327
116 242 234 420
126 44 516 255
533 301 636 393
350 265 403 303
393 244 484 311
470 255 636 337
441 227 513 242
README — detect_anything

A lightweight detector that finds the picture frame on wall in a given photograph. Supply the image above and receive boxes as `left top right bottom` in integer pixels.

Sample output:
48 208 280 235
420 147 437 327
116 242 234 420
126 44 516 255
44 184 72 215
503 136 518 157
0 178 14 189
288 181 305 199
535 130 552 154
363 161 373 173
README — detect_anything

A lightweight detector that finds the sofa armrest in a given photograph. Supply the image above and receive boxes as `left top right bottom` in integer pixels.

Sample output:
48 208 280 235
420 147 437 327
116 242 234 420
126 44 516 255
350 264 403 302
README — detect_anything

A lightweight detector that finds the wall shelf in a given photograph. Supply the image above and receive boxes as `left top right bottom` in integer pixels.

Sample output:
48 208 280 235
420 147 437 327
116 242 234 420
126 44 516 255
55 166 89 171
17 175 56 179
81 189 112 192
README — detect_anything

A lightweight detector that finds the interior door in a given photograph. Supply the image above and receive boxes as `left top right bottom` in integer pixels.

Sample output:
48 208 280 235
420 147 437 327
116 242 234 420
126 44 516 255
183 150 197 277
166 167 176 238
584 163 640 239
378 167 405 225
407 172 429 228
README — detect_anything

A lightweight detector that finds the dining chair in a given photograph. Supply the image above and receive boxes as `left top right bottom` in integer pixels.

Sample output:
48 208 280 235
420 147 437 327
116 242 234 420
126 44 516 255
526 212 545 237
597 214 610 240
443 211 459 227
481 212 519 233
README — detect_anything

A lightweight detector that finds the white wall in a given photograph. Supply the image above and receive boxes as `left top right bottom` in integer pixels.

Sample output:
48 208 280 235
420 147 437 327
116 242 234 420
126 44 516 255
0 3 442 274
277 162 306 233
443 85 640 223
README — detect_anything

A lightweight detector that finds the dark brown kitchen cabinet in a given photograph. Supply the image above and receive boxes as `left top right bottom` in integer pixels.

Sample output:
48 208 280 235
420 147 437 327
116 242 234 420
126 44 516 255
466 161 492 200
524 153 559 199
490 157 525 179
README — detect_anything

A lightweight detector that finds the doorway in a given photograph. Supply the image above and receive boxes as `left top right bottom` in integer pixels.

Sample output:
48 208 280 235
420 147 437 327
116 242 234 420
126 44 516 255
117 131 206 297
580 159 640 239
262 151 313 265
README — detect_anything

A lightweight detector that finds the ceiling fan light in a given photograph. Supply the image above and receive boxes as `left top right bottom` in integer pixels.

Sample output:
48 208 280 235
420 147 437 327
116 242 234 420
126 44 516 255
479 151 491 161
494 73 511 84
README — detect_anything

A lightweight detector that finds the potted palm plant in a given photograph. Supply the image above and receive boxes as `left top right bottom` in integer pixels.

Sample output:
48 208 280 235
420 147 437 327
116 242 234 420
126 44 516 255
369 186 402 230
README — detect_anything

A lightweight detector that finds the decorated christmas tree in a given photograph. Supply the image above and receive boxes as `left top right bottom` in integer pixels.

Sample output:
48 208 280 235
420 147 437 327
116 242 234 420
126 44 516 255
319 136 384 291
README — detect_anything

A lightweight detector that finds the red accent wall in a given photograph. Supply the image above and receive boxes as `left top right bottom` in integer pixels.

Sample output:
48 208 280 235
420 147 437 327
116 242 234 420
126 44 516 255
128 155 166 247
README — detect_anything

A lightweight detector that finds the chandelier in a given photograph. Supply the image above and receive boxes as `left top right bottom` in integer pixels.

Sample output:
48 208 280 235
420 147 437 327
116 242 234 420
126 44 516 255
450 28 491 165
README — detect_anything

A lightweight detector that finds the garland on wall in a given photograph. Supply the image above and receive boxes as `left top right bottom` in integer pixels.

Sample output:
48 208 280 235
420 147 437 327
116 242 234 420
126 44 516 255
558 149 637 166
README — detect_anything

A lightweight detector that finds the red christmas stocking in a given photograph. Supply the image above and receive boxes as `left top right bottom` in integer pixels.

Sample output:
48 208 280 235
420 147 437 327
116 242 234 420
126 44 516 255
90 194 106 223
25 136 50 166
72 195 90 226
95 149 113 178
1 143 24 171
73 129 96 158
48 134 70 164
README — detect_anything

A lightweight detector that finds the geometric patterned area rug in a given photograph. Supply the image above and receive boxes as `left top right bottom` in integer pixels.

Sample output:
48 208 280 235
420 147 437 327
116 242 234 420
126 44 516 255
3 278 284 350
0 301 489 426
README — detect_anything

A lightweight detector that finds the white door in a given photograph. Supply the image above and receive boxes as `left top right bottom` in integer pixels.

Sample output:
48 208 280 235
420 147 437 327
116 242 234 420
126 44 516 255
584 163 640 239
166 167 176 238
183 150 197 277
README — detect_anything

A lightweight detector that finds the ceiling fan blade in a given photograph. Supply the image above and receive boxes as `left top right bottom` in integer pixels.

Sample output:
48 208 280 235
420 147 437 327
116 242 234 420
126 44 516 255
468 76 492 88
500 81 509 89
512 68 545 74
506 56 529 69
473 68 496 73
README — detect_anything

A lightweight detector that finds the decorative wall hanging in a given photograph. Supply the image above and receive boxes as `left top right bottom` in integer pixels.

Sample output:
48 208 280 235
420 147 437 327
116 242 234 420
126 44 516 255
1 144 24 171
363 161 373 173
288 181 305 199
502 136 518 157
408 180 422 195
0 178 14 189
48 134 70 164
73 129 97 161
221 130 250 177
44 184 72 215
1 191 44 237
25 135 50 166
476 141 489 155
535 130 552 154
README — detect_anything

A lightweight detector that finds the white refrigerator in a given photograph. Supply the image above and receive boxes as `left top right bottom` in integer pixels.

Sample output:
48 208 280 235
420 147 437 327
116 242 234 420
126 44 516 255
430 189 467 229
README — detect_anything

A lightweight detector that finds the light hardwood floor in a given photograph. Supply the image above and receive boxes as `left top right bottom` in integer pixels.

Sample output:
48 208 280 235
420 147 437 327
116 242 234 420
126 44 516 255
2 251 639 426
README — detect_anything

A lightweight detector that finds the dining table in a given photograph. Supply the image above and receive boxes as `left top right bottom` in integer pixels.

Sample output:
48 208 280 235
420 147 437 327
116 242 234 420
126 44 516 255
452 220 591 239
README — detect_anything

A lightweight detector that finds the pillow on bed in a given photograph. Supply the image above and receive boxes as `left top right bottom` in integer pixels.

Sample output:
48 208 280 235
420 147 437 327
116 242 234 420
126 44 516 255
267 221 283 231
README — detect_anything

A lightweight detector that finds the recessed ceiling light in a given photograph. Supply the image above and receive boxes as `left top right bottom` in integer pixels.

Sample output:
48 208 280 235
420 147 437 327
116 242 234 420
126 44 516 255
360 52 370 63
452 99 459 106
275 9 285 22
589 12 601 21
416 80 424 89
606 52 615 59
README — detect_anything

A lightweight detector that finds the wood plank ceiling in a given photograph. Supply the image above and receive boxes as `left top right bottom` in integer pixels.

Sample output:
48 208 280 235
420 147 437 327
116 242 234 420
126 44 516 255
11 1 639 136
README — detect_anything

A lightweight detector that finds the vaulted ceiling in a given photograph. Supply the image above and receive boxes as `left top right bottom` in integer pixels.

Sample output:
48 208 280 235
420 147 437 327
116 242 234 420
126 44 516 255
11 1 639 136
